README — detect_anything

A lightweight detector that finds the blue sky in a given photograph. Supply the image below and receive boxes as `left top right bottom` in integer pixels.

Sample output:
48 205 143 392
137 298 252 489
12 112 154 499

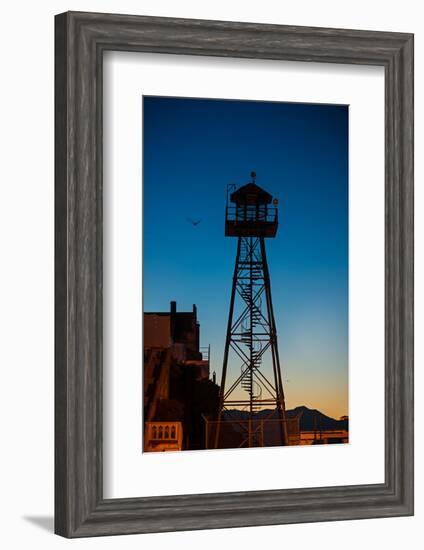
143 96 348 419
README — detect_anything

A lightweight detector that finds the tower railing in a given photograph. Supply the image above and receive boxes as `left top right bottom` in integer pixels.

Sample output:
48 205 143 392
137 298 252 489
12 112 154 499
225 205 278 223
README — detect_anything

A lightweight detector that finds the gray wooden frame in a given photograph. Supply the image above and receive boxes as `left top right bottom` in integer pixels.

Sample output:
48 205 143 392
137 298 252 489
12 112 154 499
55 11 414 538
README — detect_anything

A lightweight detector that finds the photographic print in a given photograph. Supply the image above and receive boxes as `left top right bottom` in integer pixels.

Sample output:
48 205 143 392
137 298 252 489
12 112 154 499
143 96 348 452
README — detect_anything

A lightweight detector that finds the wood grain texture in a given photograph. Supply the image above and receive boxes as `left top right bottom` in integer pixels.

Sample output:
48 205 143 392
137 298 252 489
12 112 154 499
54 11 414 538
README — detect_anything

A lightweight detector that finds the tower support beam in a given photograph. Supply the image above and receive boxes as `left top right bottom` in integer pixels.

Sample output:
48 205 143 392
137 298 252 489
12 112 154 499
215 234 288 448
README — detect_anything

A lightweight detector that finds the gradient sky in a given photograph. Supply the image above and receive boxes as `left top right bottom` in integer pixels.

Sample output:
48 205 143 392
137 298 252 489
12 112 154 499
143 96 348 419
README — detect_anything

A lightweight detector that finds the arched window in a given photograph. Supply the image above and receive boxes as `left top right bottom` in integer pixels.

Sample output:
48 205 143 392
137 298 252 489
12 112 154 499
158 426 163 439
170 426 176 439
164 426 169 439
152 425 157 439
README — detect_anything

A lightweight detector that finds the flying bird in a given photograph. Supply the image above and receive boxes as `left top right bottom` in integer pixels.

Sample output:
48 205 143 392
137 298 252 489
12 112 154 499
187 217 202 226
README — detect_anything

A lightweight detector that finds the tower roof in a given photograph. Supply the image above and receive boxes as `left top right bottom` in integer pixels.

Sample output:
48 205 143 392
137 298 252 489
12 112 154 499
230 182 273 205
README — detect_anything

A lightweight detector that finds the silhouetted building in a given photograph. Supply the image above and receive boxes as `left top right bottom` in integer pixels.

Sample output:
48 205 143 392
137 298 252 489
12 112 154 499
145 301 204 361
143 301 218 452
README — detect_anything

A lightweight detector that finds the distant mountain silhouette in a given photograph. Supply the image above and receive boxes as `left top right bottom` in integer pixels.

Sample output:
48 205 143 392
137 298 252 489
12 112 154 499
223 405 348 431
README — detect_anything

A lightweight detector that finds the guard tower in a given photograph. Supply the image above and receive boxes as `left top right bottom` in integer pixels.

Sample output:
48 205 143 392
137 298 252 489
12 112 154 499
214 172 289 448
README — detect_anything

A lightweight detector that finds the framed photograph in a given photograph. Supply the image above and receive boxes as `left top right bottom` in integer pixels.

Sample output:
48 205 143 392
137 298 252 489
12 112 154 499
55 11 414 537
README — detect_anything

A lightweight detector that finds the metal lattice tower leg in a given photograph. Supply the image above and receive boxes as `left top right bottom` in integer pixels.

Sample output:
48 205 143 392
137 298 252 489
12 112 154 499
214 236 288 448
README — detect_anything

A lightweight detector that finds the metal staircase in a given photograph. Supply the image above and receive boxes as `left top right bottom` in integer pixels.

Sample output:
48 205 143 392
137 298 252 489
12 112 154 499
237 238 267 413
